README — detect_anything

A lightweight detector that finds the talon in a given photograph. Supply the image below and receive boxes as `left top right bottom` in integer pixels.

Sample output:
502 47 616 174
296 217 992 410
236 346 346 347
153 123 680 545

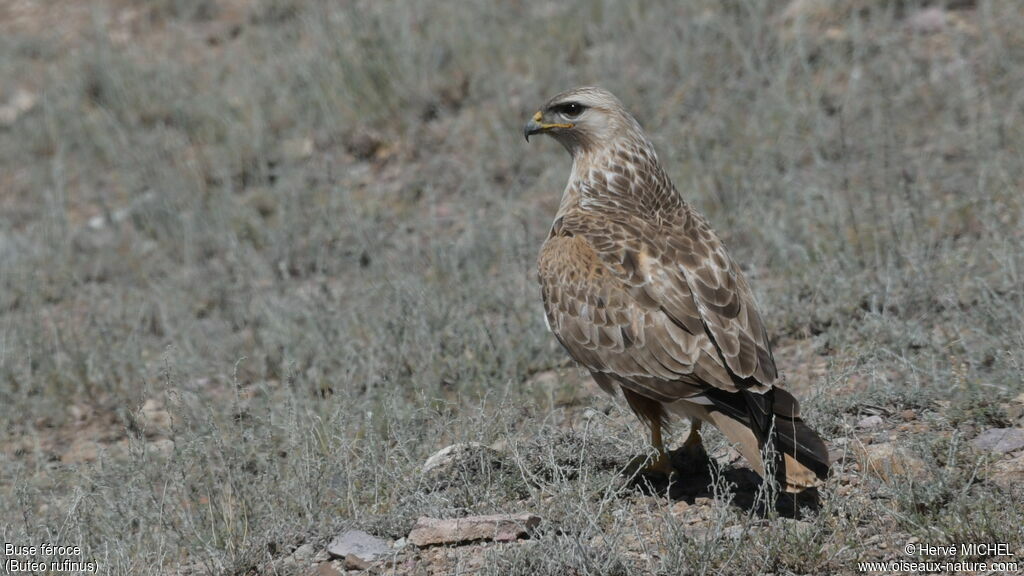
624 450 676 479
627 416 677 478
646 450 676 477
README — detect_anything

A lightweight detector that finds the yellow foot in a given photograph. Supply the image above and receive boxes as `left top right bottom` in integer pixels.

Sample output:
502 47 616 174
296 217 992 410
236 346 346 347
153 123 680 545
624 450 676 480
647 451 676 478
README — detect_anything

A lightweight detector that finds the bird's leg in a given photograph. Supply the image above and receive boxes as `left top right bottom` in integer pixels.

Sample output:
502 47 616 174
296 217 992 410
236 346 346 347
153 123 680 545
619 388 674 478
645 418 675 477
673 419 708 471
682 420 703 453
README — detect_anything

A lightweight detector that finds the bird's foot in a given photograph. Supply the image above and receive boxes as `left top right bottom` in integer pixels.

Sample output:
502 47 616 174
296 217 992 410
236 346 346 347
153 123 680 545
670 436 709 472
624 450 676 482
667 421 709 473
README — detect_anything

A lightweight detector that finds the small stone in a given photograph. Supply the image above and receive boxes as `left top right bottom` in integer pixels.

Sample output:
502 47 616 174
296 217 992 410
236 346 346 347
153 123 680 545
723 525 745 540
856 443 927 482
856 415 884 430
899 410 917 422
292 543 315 563
0 89 36 127
67 404 92 422
971 428 1024 455
393 537 408 550
308 561 343 576
694 497 713 506
671 501 690 515
344 554 369 571
407 513 540 547
326 530 390 565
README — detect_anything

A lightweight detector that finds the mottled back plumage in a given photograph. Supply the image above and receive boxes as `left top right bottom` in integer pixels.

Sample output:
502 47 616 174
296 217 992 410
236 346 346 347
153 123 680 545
526 87 829 491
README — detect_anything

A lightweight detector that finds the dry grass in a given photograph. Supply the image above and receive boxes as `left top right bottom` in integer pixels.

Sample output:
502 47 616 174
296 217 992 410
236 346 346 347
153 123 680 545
1 1 1022 574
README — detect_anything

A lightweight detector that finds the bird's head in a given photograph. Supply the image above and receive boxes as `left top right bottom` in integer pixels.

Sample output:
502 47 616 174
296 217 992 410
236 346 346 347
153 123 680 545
524 87 641 156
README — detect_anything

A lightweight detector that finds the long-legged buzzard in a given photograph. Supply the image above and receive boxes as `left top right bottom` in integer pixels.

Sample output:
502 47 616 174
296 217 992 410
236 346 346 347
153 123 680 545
524 87 829 492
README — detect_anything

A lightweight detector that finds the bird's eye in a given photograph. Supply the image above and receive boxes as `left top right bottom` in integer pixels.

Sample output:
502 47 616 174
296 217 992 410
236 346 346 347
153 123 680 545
557 102 585 119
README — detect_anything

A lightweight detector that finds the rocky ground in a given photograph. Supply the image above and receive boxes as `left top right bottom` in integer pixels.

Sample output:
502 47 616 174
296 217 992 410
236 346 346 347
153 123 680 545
194 366 1024 575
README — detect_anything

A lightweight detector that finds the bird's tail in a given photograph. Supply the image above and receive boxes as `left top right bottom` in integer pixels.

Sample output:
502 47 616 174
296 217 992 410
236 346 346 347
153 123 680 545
704 387 830 493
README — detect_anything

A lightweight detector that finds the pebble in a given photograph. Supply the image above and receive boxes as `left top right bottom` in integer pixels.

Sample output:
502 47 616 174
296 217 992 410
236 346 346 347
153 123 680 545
326 530 391 565
856 415 884 430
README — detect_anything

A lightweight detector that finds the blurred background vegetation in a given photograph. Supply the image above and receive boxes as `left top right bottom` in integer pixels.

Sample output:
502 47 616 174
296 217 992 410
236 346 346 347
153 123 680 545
1 1 1021 574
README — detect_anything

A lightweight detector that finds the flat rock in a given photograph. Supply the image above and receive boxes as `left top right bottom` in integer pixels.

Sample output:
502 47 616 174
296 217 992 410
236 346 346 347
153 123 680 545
856 443 927 482
971 428 1024 455
408 513 541 546
326 530 390 564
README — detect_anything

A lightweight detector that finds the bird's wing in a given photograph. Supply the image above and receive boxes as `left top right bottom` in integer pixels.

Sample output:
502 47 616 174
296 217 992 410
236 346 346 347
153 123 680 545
538 210 776 400
666 206 777 386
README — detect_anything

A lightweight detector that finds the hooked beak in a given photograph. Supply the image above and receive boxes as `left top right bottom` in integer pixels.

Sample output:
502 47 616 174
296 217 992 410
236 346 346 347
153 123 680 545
524 110 573 142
